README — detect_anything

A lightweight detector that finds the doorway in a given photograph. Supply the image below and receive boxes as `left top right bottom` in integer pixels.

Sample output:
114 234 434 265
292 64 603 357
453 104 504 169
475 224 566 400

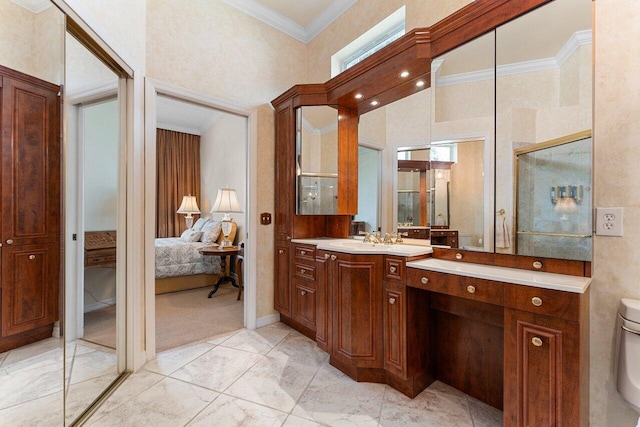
145 80 256 358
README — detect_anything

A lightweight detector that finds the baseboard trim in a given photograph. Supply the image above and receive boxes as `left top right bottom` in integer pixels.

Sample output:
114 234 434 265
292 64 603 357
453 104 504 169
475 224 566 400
256 312 280 328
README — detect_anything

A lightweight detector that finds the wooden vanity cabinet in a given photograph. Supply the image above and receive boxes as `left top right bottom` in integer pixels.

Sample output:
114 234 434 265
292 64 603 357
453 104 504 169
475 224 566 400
503 285 589 426
319 250 385 380
383 256 433 397
291 244 317 331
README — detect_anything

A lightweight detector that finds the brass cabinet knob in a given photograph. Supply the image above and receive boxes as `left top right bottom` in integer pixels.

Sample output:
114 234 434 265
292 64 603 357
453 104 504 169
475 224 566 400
421 277 429 285
532 337 543 347
29 255 36 260
300 250 306 255
531 297 543 307
455 253 463 260
6 239 13 245
324 254 330 260
278 249 284 254
467 285 476 294
389 266 397 273
533 261 543 269
286 235 291 241
331 255 337 261
301 290 307 296
389 297 396 305
300 268 306 275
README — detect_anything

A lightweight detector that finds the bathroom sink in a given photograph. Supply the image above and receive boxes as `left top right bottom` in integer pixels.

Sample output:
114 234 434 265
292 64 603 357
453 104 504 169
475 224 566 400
316 239 433 256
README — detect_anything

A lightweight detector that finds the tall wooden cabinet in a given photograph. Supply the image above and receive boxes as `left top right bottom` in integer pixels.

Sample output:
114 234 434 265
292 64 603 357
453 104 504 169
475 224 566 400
0 65 61 352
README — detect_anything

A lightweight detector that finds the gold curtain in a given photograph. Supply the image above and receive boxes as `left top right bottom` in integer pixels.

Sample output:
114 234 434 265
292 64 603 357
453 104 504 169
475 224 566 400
156 129 201 237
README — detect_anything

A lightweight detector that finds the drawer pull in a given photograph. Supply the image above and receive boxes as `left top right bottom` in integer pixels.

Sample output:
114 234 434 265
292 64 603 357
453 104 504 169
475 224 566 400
455 253 463 260
300 250 306 255
421 277 429 285
300 268 306 275
29 255 36 260
286 235 291 241
389 297 396 305
331 255 337 261
324 254 330 260
278 249 284 254
467 285 476 294
389 266 397 274
532 337 543 347
531 297 543 307
533 261 543 269
301 290 307 296
6 239 13 245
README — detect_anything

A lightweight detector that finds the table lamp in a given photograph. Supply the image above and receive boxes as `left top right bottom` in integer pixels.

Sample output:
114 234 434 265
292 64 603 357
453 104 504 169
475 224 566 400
176 195 200 228
210 188 242 247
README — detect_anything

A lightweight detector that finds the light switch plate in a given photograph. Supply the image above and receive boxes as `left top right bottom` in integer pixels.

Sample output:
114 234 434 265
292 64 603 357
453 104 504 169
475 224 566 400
596 207 623 236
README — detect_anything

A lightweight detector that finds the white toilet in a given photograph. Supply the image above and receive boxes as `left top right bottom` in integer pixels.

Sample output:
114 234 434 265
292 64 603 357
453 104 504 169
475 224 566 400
614 298 640 422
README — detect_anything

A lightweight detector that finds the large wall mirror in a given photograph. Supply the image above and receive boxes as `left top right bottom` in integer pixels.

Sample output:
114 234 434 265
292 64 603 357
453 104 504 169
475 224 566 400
388 31 495 250
496 0 592 260
0 0 127 424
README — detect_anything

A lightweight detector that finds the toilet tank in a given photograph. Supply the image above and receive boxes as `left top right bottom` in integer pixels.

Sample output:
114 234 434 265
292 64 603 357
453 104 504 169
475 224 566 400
615 298 640 413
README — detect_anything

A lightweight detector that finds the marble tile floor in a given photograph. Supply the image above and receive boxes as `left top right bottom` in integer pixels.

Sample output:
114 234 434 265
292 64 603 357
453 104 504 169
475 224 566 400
84 322 503 426
0 338 119 425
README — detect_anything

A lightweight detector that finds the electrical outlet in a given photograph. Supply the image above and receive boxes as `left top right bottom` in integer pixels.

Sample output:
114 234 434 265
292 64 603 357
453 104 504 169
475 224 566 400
596 207 623 236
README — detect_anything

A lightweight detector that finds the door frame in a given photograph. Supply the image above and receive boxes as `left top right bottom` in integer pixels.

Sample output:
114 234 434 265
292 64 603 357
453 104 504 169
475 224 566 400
144 78 258 360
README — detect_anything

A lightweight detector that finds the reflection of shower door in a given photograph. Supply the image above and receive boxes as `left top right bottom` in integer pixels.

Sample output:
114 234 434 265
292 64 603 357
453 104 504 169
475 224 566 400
515 134 592 261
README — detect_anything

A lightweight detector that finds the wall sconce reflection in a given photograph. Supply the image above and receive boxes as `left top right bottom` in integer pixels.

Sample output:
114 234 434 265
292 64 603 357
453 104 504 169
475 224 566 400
551 185 583 219
550 185 583 205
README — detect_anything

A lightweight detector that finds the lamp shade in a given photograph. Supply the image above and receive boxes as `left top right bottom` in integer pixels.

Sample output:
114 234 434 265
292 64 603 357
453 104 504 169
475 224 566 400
210 188 242 214
177 195 200 214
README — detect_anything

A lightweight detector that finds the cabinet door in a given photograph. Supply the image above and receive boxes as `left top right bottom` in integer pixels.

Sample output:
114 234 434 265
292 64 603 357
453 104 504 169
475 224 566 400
274 103 294 242
274 243 291 317
504 308 583 426
1 75 60 246
331 253 383 369
2 243 59 337
292 279 316 330
383 281 406 378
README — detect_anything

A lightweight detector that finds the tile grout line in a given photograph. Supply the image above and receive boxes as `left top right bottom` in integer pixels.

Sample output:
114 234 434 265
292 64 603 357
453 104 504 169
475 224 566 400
180 327 295 426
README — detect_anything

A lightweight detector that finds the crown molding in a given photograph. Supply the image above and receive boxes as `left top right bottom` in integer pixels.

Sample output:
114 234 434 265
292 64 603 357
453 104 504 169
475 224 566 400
219 0 357 44
198 111 224 135
305 0 359 43
302 118 338 135
10 0 52 13
436 30 592 87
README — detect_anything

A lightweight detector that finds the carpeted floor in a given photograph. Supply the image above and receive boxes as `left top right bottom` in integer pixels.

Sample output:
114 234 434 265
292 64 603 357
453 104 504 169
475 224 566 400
82 284 243 353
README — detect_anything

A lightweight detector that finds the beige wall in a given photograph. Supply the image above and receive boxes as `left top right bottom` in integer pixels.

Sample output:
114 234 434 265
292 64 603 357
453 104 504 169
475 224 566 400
200 113 248 241
592 1 640 425
0 0 64 84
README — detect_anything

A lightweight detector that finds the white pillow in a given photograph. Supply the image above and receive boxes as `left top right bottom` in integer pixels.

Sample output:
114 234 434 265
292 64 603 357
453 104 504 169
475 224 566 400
201 220 222 245
192 218 210 232
180 229 203 243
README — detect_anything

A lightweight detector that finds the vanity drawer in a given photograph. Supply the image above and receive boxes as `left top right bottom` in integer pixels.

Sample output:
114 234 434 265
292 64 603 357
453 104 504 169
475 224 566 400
504 284 581 321
385 256 404 282
407 269 503 306
294 262 316 281
293 244 316 261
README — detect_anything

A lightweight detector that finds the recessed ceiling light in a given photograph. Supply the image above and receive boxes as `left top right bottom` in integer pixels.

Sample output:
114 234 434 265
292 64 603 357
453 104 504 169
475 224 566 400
416 80 425 87
371 100 379 106
399 71 410 78
355 93 363 99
